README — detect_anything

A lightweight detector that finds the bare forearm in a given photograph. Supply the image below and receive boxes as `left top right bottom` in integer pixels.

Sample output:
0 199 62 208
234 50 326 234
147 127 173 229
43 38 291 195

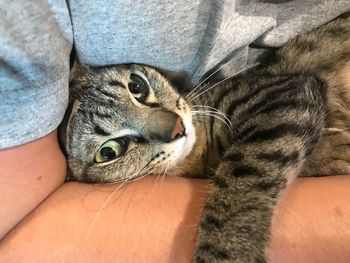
268 176 350 263
0 131 66 239
0 176 209 262
0 176 349 263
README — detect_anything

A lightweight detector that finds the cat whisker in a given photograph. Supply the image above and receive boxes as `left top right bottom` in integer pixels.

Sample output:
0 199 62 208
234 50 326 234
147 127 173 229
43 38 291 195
133 170 153 183
84 160 154 244
151 161 171 192
186 62 228 100
154 172 162 185
192 106 233 130
189 64 257 102
133 169 154 183
162 162 171 182
84 177 130 245
192 105 232 124
192 110 233 131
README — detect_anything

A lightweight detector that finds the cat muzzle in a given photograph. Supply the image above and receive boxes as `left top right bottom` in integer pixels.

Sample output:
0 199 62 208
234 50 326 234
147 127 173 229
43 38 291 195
146 110 186 143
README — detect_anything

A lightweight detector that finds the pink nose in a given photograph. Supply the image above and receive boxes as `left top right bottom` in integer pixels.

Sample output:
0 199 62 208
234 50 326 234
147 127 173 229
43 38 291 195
171 117 185 140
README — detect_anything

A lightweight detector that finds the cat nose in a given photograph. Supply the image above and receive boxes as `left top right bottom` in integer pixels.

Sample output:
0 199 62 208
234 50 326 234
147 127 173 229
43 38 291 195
171 117 185 141
147 110 185 143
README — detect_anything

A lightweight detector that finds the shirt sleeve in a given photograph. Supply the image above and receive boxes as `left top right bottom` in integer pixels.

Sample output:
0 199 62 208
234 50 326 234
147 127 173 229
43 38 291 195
0 0 73 148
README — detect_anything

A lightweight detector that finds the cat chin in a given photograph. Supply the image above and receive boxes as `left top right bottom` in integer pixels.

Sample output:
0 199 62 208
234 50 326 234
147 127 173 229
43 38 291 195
174 116 197 162
182 118 196 156
159 115 196 166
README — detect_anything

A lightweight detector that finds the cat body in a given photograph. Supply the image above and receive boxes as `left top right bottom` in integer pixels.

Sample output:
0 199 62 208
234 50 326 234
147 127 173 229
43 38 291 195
188 14 350 262
60 13 350 263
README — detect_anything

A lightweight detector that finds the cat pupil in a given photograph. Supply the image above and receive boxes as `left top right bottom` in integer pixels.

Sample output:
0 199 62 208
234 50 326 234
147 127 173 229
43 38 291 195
100 147 117 160
129 83 142 94
128 74 149 100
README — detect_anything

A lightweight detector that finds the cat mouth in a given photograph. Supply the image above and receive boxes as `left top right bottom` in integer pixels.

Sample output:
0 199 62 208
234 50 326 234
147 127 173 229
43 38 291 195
177 116 196 157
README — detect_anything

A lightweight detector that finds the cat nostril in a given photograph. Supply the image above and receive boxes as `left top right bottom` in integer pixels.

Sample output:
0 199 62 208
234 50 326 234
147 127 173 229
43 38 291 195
147 110 185 143
171 117 185 140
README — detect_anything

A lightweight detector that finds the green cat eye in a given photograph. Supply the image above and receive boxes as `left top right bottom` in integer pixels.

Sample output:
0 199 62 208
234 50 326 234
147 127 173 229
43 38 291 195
95 138 128 163
128 73 149 102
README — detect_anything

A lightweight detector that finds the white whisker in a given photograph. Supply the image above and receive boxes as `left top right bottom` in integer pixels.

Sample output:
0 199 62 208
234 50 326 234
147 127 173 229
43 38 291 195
84 160 154 244
189 64 257 102
84 178 130 244
192 105 233 127
186 62 228 99
193 110 233 130
192 110 233 131
162 162 170 183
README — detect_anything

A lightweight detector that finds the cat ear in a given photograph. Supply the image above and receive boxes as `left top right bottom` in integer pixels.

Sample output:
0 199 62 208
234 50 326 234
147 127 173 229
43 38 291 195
69 45 91 80
157 68 194 95
58 98 77 158
70 57 90 80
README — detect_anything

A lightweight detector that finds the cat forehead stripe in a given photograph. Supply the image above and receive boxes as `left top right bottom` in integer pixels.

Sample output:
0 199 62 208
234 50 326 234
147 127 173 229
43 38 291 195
109 80 126 88
94 125 111 136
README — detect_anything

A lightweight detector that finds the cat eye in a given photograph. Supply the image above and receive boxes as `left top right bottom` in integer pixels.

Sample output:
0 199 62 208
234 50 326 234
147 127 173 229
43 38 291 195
95 138 129 163
128 73 150 102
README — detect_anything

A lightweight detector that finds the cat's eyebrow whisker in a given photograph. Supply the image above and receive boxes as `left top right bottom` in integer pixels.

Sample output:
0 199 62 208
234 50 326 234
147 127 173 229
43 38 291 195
189 64 257 102
186 62 228 99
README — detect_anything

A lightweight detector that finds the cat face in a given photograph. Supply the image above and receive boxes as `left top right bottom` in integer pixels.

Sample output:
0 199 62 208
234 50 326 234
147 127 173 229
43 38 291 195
60 64 196 182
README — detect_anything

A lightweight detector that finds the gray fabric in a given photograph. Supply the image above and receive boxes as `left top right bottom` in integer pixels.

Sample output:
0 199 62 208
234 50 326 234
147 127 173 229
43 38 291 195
70 0 276 81
238 0 350 47
1 0 349 148
0 0 72 148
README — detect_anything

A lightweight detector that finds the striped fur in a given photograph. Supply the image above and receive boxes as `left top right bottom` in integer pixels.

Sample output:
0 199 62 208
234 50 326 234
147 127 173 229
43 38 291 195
192 13 350 263
60 13 350 263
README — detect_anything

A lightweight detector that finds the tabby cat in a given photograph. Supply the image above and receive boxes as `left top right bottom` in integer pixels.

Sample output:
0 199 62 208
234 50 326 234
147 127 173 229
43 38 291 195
60 13 350 263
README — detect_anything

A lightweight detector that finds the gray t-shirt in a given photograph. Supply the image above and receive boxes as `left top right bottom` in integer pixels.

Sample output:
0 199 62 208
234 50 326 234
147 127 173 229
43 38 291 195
1 0 349 148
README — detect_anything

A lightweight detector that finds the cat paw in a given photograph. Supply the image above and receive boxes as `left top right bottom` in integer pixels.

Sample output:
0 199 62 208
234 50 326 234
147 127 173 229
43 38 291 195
194 247 266 263
194 236 267 263
194 243 230 263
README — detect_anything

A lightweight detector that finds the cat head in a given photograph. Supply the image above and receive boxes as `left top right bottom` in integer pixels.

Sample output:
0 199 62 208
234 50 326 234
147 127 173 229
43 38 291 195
59 63 196 183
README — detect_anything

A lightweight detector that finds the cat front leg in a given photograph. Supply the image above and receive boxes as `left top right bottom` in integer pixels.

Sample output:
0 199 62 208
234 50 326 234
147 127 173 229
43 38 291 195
194 74 326 262
194 143 303 263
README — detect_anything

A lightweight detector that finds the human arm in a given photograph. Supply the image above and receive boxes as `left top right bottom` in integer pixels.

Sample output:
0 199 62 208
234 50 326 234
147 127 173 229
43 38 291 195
0 131 66 239
268 175 350 263
0 175 349 262
0 1 72 238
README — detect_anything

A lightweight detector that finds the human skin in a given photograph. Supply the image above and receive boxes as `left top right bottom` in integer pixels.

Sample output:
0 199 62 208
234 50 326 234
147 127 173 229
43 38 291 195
0 151 350 263
268 176 350 263
0 131 66 239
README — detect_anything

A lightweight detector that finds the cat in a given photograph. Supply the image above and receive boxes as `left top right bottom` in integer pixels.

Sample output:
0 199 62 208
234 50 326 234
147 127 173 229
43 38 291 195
59 12 350 263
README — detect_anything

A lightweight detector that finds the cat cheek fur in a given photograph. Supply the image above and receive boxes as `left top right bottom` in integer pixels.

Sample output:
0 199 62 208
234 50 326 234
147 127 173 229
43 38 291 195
62 64 199 183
